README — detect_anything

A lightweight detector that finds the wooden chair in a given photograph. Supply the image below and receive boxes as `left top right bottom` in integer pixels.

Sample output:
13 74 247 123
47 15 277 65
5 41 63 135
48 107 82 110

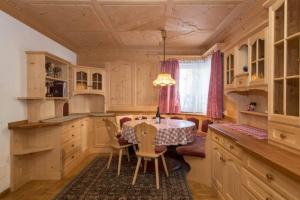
119 117 132 129
104 119 133 176
170 116 183 120
132 122 169 189
186 117 199 130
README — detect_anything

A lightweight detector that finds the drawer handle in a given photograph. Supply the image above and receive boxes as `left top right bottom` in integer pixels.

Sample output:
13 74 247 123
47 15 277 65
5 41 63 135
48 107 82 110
279 133 286 139
266 198 272 200
72 144 75 147
71 156 74 159
81 124 84 126
72 125 75 128
229 145 234 150
266 173 274 181
72 134 75 137
215 136 219 141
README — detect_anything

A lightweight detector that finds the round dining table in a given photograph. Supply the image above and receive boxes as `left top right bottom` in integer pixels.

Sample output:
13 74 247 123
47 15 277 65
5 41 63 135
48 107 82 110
121 118 196 171
121 119 196 146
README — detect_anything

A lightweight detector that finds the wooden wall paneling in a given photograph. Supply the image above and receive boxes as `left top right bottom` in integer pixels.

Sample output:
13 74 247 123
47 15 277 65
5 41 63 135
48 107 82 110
107 61 134 109
135 61 159 107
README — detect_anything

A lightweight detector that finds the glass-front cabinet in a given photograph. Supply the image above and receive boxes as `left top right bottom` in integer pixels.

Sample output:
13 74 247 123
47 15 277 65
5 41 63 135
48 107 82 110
265 0 300 153
248 27 268 86
270 0 300 119
74 66 105 95
225 52 235 89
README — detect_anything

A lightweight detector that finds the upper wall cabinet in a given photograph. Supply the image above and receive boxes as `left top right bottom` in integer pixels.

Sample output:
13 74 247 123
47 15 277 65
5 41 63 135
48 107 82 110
73 66 105 95
224 51 235 90
264 0 300 153
248 27 268 87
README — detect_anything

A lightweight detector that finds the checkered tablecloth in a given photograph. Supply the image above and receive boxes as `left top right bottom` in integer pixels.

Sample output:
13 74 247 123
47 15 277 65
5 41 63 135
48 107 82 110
121 119 196 145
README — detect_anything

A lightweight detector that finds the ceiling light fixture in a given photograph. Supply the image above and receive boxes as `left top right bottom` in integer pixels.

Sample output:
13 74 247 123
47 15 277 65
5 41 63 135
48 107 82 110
153 30 176 87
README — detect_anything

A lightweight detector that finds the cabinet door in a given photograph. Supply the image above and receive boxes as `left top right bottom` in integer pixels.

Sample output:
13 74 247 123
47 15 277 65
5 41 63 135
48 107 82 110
212 144 225 193
80 119 88 152
223 153 242 200
74 68 89 94
90 69 105 94
93 118 110 148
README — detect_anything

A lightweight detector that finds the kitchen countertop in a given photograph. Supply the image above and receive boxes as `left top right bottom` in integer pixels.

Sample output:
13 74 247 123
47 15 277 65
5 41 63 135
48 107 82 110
8 113 115 129
209 124 300 182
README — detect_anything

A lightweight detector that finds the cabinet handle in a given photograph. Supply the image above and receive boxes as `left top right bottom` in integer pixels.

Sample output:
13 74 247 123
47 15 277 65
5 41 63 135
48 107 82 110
72 144 75 147
71 156 74 159
229 145 234 150
220 156 226 162
266 173 274 181
71 134 74 137
72 125 75 128
81 124 84 126
215 136 219 141
266 197 272 200
279 133 286 139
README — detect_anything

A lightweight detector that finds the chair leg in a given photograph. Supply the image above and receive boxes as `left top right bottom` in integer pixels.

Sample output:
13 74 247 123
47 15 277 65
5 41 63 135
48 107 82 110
143 159 147 173
161 154 169 177
132 157 142 185
126 147 130 162
107 149 113 169
117 149 123 176
155 158 159 189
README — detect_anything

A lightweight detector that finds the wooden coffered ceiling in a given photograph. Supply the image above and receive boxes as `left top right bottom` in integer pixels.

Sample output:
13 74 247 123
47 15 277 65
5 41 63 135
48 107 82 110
0 0 267 52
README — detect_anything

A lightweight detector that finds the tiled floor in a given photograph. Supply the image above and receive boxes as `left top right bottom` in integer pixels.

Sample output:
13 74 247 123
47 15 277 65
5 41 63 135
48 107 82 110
0 154 218 200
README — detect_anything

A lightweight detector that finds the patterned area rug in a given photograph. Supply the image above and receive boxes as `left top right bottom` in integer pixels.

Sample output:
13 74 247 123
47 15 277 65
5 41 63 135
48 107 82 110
55 156 193 200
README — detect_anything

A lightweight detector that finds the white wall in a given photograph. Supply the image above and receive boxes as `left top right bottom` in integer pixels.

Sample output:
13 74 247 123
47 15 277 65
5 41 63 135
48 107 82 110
0 11 76 192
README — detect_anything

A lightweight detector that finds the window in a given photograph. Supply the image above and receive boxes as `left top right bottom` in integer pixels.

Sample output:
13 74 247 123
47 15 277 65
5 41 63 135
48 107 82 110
179 57 211 114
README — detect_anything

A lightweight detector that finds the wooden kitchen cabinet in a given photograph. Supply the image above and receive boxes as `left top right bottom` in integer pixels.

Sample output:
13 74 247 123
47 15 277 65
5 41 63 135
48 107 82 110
88 117 115 153
212 142 242 200
73 66 105 95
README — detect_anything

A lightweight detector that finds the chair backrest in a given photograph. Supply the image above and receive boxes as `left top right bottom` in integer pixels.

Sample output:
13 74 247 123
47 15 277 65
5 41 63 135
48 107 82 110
201 119 213 133
120 117 132 128
170 116 183 120
187 117 199 130
103 119 120 147
134 122 157 155
134 116 147 120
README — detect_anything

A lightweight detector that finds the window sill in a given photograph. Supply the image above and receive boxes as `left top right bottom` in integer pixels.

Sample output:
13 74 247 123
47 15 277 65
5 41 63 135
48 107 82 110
165 112 207 117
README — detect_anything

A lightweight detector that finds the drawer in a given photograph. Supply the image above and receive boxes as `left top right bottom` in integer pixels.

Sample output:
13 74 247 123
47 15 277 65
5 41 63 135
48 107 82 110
212 132 224 146
61 131 81 144
242 186 257 200
242 168 286 200
63 150 81 168
244 153 300 200
223 139 243 159
235 75 248 88
268 122 300 152
62 138 81 157
63 121 81 133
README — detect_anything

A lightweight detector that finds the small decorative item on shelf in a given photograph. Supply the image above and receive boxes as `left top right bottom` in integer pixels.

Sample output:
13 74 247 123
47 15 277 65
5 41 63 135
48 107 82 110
45 81 53 97
247 102 257 111
258 72 264 79
251 74 257 80
46 62 55 77
243 65 248 72
53 66 62 79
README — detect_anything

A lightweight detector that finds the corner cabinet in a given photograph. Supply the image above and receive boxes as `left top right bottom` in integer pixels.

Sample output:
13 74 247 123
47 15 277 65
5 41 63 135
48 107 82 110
73 66 105 95
264 0 300 154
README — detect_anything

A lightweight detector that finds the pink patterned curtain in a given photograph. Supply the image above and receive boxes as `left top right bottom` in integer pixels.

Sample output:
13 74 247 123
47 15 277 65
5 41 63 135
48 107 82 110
207 51 224 119
159 59 181 114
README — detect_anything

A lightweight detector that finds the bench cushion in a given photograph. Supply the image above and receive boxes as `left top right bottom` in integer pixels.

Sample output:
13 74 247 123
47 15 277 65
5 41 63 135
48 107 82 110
176 136 206 158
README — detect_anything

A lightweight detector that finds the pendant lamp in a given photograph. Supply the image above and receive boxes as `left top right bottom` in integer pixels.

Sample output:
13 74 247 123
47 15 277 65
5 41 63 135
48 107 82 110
153 30 176 86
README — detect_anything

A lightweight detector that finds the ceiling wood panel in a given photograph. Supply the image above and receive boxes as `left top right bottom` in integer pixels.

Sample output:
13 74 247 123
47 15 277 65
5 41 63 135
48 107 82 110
1 0 266 51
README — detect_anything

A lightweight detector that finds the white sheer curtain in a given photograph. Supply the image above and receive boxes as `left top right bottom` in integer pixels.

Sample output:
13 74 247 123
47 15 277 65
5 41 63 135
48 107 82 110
179 57 211 114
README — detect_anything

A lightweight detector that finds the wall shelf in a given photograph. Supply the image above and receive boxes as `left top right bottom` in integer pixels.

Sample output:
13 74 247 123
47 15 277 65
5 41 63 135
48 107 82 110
240 110 268 117
13 146 53 156
17 97 44 100
46 76 67 82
